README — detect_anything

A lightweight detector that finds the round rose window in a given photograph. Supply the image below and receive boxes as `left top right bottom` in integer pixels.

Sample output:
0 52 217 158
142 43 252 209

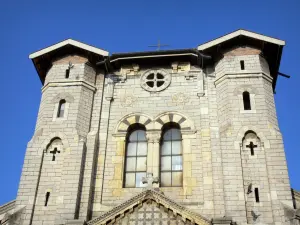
140 70 171 92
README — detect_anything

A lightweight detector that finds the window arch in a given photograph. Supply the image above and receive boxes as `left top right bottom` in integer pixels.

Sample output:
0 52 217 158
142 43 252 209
243 91 251 110
124 124 147 188
57 99 66 118
243 131 260 156
160 123 183 187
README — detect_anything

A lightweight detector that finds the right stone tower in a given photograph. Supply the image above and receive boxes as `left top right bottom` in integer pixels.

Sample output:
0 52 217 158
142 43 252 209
198 31 292 224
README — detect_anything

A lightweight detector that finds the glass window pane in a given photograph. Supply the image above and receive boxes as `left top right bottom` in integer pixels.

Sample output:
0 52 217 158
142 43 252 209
126 157 136 172
172 172 183 186
60 103 65 110
171 129 181 140
136 157 147 171
163 129 172 141
172 156 183 171
172 141 182 155
129 130 139 141
136 172 147 187
137 142 147 156
137 130 146 141
160 172 171 187
126 143 137 156
161 156 171 171
161 141 171 155
125 173 135 188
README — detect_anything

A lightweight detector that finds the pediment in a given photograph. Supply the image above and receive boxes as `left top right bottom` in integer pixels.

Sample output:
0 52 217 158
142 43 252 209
87 189 210 225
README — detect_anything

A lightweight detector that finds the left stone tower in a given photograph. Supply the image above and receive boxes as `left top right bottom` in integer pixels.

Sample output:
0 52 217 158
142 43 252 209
15 40 109 225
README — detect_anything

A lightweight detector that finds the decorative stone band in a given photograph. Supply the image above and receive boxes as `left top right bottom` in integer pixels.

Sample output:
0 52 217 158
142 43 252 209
114 112 195 136
42 80 97 93
214 72 273 87
87 189 210 225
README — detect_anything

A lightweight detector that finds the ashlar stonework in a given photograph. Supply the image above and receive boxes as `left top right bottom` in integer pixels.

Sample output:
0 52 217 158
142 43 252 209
0 29 299 225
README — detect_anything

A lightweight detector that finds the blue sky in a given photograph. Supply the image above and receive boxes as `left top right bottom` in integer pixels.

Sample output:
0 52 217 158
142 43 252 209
0 0 299 205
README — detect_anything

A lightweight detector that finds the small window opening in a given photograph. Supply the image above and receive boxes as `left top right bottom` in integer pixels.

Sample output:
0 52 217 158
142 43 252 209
65 69 70 79
157 81 164 87
240 60 245 70
57 99 66 118
243 91 251 110
254 188 260 202
44 192 50 206
146 81 154 88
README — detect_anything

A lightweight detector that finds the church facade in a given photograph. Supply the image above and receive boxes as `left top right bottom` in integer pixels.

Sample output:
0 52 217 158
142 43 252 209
0 30 299 225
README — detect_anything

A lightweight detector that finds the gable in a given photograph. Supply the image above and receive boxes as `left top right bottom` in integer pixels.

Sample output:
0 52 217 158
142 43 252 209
113 199 195 225
87 190 210 225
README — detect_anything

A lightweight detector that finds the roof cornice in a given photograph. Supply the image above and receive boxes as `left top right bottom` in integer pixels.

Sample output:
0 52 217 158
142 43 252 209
197 29 285 51
29 39 109 59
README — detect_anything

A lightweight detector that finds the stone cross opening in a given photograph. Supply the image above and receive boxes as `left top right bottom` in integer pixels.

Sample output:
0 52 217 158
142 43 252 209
246 141 257 156
142 173 159 189
49 147 60 161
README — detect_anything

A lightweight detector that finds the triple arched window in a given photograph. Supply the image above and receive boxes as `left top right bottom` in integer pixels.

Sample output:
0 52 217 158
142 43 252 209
124 122 183 188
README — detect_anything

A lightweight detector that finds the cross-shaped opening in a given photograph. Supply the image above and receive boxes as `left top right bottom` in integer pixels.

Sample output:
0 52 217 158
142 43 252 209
49 147 60 161
145 72 166 89
246 141 257 156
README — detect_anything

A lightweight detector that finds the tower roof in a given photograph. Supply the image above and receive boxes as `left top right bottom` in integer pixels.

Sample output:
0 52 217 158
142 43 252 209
29 39 109 83
197 29 285 90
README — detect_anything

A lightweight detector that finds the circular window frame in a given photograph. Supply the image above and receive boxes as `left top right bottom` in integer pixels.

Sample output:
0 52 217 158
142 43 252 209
140 69 171 92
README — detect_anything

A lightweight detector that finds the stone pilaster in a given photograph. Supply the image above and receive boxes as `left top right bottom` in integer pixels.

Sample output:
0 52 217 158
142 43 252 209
146 131 161 188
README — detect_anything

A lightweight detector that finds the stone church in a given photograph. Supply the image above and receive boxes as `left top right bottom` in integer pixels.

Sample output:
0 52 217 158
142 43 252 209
0 29 299 225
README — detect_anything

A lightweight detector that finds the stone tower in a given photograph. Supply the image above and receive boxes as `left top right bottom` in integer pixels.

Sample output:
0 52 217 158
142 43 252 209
1 30 298 225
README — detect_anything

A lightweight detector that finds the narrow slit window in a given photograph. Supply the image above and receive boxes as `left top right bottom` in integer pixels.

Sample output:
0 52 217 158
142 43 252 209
240 60 245 70
65 69 70 78
57 99 66 118
254 188 260 202
243 91 251 110
44 192 50 206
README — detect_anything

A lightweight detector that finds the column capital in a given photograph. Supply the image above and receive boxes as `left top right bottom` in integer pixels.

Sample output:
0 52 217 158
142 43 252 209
146 131 161 143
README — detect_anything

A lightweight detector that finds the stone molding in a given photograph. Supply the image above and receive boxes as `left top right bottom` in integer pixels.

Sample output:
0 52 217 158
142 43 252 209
114 112 195 136
87 189 210 225
42 80 97 93
51 92 75 103
214 72 273 87
233 84 259 96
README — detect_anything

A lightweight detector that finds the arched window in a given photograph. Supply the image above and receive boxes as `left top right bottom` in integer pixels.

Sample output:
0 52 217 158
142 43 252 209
243 131 259 156
124 124 147 188
243 91 251 110
160 123 183 187
57 99 66 118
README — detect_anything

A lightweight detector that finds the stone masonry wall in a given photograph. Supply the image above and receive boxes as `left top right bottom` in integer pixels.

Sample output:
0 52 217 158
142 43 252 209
15 57 100 225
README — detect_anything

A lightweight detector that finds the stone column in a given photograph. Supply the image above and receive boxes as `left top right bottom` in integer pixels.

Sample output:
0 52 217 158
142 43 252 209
146 131 160 188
